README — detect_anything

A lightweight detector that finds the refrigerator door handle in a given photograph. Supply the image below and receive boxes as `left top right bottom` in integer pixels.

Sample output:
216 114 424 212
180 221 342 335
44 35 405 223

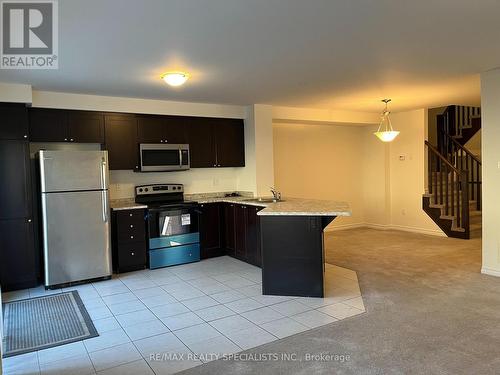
102 190 109 222
100 159 107 190
179 148 182 169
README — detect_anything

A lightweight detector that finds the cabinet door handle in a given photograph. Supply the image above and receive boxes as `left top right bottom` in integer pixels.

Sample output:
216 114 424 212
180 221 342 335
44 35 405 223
130 235 134 239
70 138 74 142
64 138 68 141
23 135 28 139
129 213 133 217
218 164 221 167
27 219 32 223
131 252 135 256
165 139 168 143
130 224 134 228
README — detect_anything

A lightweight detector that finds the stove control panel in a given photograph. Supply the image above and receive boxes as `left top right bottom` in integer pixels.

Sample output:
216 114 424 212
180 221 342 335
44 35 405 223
135 184 184 196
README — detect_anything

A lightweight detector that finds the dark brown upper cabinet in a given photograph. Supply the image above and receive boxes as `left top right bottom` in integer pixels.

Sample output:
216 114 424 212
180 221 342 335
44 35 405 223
104 114 139 170
187 117 244 168
29 108 68 142
187 117 217 168
216 119 245 167
137 115 188 144
67 111 104 143
164 116 188 144
29 108 104 143
0 103 29 140
137 116 164 143
27 107 244 170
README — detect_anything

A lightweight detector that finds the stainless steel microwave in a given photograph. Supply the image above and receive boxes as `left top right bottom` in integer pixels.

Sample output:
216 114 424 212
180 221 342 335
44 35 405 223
139 144 190 172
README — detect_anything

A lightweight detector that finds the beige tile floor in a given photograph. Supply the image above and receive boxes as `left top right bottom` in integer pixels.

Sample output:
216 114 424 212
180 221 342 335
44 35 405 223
2 256 365 375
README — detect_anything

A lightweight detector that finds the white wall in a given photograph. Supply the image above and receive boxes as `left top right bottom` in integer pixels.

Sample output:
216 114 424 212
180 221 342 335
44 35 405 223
480 68 500 276
32 90 244 118
272 110 444 236
0 83 32 103
388 109 442 235
362 125 391 227
273 122 366 228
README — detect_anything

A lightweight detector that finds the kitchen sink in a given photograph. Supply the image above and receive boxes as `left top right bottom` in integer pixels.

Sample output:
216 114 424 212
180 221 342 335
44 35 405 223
244 197 284 203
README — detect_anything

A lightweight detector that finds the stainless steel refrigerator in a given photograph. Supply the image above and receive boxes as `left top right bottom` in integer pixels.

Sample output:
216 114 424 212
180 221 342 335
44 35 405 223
39 150 112 288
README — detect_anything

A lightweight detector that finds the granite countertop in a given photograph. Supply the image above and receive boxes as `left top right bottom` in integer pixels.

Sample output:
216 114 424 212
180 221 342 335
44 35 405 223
255 198 351 216
109 193 352 217
109 198 147 211
191 194 352 217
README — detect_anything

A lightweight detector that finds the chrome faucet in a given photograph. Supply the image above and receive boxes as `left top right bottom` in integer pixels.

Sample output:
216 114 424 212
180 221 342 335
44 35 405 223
270 187 282 201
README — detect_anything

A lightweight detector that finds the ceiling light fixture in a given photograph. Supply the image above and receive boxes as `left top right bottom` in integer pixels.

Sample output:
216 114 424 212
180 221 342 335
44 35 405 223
161 72 190 87
374 99 399 142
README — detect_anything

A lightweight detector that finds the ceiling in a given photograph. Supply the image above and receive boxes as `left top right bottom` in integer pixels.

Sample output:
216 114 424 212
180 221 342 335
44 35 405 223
0 0 497 112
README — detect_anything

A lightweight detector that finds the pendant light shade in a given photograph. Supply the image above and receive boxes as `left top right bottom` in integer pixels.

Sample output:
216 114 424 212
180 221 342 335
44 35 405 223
374 99 399 142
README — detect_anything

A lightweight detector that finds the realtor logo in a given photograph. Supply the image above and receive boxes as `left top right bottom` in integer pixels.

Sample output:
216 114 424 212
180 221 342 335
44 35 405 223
1 0 58 69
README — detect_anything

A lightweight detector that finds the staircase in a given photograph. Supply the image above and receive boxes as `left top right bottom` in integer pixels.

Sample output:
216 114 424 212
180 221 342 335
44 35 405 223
423 105 482 239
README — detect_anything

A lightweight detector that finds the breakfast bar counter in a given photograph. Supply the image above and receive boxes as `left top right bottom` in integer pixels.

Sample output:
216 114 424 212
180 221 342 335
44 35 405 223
255 198 352 298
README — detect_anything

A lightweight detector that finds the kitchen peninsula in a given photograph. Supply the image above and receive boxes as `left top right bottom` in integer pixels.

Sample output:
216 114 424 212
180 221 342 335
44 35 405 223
193 195 352 298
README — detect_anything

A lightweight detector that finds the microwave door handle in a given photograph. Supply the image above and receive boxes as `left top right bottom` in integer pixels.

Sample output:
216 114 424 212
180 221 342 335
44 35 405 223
179 148 182 168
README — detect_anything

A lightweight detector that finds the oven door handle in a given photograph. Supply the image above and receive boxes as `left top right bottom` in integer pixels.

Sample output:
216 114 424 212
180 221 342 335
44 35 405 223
179 148 182 169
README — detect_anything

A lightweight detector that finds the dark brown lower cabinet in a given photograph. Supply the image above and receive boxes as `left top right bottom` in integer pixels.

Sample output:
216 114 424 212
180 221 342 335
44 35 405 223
223 203 262 267
224 203 236 257
111 209 147 273
234 205 247 260
199 203 225 259
0 218 37 291
245 205 262 267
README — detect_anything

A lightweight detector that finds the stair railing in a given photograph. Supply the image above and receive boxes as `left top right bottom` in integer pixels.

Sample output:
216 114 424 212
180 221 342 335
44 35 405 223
444 135 481 210
441 105 481 138
426 141 469 232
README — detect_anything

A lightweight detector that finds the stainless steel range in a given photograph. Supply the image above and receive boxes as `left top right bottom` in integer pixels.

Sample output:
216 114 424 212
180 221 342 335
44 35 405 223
135 184 200 269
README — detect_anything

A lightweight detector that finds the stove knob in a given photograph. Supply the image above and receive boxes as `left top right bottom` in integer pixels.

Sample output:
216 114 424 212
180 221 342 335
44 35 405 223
145 188 149 192
139 188 143 192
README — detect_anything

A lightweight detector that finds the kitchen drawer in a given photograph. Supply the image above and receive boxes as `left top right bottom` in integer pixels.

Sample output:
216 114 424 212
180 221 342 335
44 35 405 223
149 232 199 250
116 224 145 244
115 242 147 272
115 209 145 228
149 243 200 269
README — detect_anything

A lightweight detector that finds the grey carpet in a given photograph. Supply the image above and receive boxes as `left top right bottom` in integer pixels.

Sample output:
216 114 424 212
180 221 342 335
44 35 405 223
180 228 500 375
2 290 98 357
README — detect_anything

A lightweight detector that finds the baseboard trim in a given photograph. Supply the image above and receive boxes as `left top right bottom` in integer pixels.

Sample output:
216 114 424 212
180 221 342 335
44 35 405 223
327 222 446 237
387 224 446 237
325 223 365 232
481 267 500 277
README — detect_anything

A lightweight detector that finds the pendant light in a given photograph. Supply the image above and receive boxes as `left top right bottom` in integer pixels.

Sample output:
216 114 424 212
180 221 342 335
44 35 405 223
374 99 399 142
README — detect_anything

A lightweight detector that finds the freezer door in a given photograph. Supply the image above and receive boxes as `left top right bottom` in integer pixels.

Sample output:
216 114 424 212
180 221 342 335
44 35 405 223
42 190 111 287
39 150 109 193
